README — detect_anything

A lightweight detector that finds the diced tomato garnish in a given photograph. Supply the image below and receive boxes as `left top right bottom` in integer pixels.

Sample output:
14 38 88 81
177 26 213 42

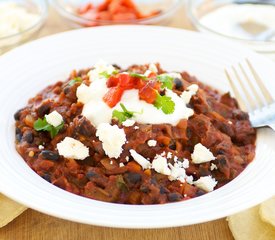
113 12 136 21
77 3 94 14
103 86 124 107
133 77 146 89
139 82 157 104
96 11 112 21
118 73 134 89
147 72 157 78
77 0 159 24
106 76 119 88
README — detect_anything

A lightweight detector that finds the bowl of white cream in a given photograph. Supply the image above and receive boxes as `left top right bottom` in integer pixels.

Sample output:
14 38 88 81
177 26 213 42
187 0 275 54
0 0 48 55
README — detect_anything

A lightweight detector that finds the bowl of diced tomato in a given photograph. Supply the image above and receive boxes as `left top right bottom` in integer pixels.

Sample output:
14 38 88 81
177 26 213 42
51 0 182 27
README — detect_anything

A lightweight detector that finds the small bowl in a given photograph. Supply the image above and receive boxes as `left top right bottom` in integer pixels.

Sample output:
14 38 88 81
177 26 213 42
51 0 182 27
187 0 275 54
0 0 48 55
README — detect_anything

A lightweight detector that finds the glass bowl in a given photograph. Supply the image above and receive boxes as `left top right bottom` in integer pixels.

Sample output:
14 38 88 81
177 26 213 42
187 0 275 54
51 0 183 27
0 0 48 55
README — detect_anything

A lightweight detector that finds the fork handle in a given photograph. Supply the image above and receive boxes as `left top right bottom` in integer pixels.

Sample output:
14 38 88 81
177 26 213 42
270 123 275 131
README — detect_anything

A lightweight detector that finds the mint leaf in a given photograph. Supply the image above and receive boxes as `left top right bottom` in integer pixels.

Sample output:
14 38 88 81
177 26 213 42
153 93 175 114
69 77 83 86
34 117 64 138
157 75 174 90
129 73 147 80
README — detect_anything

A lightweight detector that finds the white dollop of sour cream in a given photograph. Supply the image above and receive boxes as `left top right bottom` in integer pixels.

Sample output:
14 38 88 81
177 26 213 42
77 61 195 128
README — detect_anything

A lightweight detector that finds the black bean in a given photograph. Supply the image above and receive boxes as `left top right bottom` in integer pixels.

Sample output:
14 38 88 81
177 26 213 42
160 186 169 194
41 150 59 161
186 128 192 138
218 157 227 166
140 185 149 193
16 133 23 142
16 128 21 135
63 86 71 95
232 109 249 120
216 149 225 155
16 127 22 142
125 173 142 184
173 78 184 91
168 140 176 150
14 108 23 121
86 171 99 179
23 131 34 144
37 103 51 118
77 118 95 137
168 193 183 202
150 178 157 185
196 189 206 197
42 174 51 182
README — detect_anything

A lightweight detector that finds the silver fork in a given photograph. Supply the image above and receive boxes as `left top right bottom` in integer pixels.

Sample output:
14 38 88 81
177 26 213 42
225 59 275 131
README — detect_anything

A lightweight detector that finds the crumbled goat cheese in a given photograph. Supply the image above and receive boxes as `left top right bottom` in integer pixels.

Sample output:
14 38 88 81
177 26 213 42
45 110 63 127
119 163 125 167
194 176 218 192
191 143 216 164
130 149 151 169
168 163 186 182
210 163 218 171
152 155 171 175
57 137 89 160
181 84 199 104
96 123 126 159
167 152 172 159
147 139 157 147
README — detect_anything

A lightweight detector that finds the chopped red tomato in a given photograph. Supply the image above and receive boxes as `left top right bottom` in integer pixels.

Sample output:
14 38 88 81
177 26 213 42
77 3 94 15
139 83 157 104
103 86 124 107
106 76 119 88
104 72 161 107
117 73 134 89
77 0 160 23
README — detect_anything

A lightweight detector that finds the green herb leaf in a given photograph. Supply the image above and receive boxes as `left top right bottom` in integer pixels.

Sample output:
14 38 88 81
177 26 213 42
99 70 119 79
116 175 128 192
157 75 174 90
153 92 175 114
129 73 147 80
112 103 136 123
34 117 64 138
69 77 83 86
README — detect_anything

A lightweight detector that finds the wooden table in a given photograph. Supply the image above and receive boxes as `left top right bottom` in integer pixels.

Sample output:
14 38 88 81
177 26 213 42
0 7 234 240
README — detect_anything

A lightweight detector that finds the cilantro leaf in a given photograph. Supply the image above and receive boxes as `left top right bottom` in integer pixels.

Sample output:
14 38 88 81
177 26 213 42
34 117 64 138
112 103 136 123
99 70 119 79
157 75 174 90
112 110 128 123
153 93 175 114
69 77 83 86
129 73 147 80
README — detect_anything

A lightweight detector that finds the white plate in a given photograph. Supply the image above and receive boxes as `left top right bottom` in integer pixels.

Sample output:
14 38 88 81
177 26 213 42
0 26 274 229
